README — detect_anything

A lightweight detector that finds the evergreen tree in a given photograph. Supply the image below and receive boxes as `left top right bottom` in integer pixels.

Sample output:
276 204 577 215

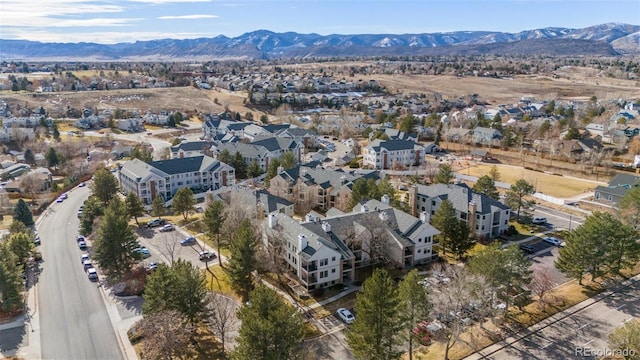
218 149 232 165
169 259 207 322
52 122 60 141
472 175 500 200
346 268 403 360
280 151 297 170
143 263 173 314
225 219 257 302
125 192 145 226
232 151 247 179
234 285 303 360
93 198 140 279
79 196 103 236
505 179 535 222
609 320 640 358
203 200 226 267
434 163 455 184
618 186 640 227
469 243 532 311
449 219 473 259
264 158 282 187
347 178 375 210
431 199 459 257
91 168 119 205
45 147 61 168
14 198 34 226
130 145 153 162
172 187 195 221
151 196 166 219
434 122 443 146
24 149 35 165
488 165 501 182
8 232 34 266
247 160 263 178
398 270 430 360
0 244 23 312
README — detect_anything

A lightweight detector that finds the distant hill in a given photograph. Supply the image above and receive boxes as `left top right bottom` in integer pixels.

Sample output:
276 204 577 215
1 23 637 61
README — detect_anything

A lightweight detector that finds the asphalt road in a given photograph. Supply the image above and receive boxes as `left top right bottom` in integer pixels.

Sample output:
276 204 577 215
37 186 123 360
484 279 640 360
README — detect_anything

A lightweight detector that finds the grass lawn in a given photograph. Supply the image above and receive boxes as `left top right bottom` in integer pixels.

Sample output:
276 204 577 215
463 163 598 198
204 265 239 301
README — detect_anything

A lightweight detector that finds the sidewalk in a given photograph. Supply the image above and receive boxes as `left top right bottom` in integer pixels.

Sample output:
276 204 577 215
463 274 640 360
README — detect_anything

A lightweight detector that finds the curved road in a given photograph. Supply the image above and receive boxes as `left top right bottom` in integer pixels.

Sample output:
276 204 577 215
37 186 123 360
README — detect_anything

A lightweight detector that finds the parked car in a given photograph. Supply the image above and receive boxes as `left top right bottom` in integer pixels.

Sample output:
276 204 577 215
78 182 86 187
198 251 215 261
180 236 196 246
135 247 151 258
542 236 562 246
56 197 64 203
532 217 547 225
34 236 41 246
61 193 68 200
83 260 93 271
336 308 355 324
81 253 90 264
519 244 535 254
158 224 175 232
87 268 98 281
77 209 83 218
146 218 166 228
78 240 87 250
77 235 85 243
146 262 158 272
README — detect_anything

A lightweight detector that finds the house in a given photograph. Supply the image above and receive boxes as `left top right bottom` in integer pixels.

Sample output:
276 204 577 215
0 163 31 180
201 113 249 140
250 136 304 163
277 127 319 148
472 127 502 145
110 144 133 160
363 139 424 170
594 173 640 206
586 123 606 138
232 188 294 218
0 127 36 143
262 196 439 291
116 118 144 132
445 128 473 143
369 128 417 142
408 183 511 240
268 165 380 213
118 155 235 205
170 141 215 159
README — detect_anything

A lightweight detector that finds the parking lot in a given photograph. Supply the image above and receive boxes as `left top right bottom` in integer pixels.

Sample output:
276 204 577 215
135 222 217 269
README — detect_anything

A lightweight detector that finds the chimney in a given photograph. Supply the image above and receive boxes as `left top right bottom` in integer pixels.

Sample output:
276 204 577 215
379 211 389 221
381 194 390 205
321 221 332 233
305 213 315 222
277 165 284 174
419 211 430 224
360 204 369 213
468 200 477 233
298 233 308 250
268 213 277 229
340 175 347 185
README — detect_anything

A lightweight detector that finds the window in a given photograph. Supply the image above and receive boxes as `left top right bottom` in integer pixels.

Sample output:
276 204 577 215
331 269 336 273
417 249 421 253
418 238 422 243
319 259 328 266
432 200 436 206
331 257 336 262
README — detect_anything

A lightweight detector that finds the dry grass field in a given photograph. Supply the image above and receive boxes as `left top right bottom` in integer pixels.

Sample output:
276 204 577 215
461 163 602 198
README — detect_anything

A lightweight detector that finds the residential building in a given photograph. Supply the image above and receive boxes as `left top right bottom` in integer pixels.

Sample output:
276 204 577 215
408 183 511 240
268 165 380 213
363 139 424 169
118 155 235 205
170 141 215 159
263 197 439 291
472 127 503 145
594 173 640 206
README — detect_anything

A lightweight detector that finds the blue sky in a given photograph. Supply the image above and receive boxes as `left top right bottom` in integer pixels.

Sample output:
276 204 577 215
1 0 639 44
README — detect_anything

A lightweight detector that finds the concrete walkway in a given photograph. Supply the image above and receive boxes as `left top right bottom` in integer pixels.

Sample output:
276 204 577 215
463 274 640 360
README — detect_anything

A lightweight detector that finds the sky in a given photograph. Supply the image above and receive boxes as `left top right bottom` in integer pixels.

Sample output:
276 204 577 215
1 0 639 44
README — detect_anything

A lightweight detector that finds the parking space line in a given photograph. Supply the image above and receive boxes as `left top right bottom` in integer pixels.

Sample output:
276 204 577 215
582 339 594 347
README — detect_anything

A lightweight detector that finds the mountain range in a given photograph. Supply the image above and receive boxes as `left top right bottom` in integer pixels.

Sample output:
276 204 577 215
1 23 638 61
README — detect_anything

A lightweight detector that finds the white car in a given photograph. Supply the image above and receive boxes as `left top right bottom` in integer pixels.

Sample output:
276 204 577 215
543 236 562 246
532 217 547 225
87 268 98 281
336 308 355 324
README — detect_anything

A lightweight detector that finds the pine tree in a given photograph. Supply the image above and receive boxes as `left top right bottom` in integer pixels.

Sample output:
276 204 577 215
472 175 500 200
398 270 430 360
232 151 247 179
204 200 226 267
280 151 297 169
431 199 459 256
225 219 257 302
8 232 34 266
151 196 165 219
234 285 303 360
93 197 140 279
346 268 403 360
125 192 145 226
14 198 34 226
91 168 119 205
218 149 232 165
172 187 195 221
434 163 455 184
247 160 263 178
0 244 23 312
505 179 535 222
169 260 207 323
143 263 173 315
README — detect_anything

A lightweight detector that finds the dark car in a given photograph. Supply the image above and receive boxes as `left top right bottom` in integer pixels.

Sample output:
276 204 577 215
146 218 166 228
519 244 535 254
198 251 215 261
180 236 196 246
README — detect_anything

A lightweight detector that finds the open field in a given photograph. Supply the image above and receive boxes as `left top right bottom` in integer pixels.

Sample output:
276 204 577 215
461 163 603 198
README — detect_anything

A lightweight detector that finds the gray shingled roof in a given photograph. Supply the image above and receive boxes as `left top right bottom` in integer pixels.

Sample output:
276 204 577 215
216 142 268 158
414 183 508 215
171 141 214 152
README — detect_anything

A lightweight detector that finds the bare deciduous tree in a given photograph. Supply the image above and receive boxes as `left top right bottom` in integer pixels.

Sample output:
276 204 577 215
205 292 240 355
157 232 181 266
20 172 44 204
137 310 194 360
529 268 557 311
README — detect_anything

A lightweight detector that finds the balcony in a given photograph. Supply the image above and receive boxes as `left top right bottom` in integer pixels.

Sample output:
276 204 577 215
302 261 317 272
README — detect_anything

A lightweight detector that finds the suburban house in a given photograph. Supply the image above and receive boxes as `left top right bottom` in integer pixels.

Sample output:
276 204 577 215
594 173 640 206
471 127 503 145
363 139 424 169
268 164 380 213
0 163 31 180
0 127 36 143
262 196 439 291
118 155 235 205
116 118 144 132
408 183 511 240
369 128 417 142
170 141 215 159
